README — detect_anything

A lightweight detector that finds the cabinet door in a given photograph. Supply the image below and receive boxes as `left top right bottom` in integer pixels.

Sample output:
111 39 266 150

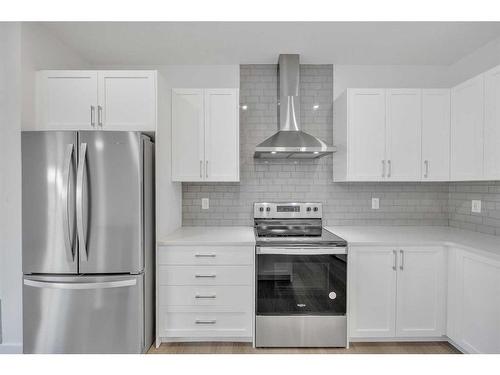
451 75 484 181
395 247 446 337
455 251 500 353
204 89 240 181
385 89 422 181
37 71 98 130
97 71 156 131
422 89 450 181
171 89 205 181
349 247 397 338
347 89 387 181
484 65 500 179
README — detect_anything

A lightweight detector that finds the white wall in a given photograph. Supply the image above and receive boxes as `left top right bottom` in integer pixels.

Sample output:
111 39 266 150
333 65 450 99
0 22 22 353
447 36 500 86
0 22 89 353
156 65 239 240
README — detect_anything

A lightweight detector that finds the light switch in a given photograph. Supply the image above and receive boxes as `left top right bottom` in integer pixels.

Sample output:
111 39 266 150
202 198 209 210
471 200 481 213
372 198 380 210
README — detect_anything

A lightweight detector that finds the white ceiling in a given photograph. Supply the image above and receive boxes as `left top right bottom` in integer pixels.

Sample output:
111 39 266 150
40 22 500 66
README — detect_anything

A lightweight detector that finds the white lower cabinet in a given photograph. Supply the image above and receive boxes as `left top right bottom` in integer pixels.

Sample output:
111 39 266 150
349 246 446 339
447 248 500 353
157 245 253 342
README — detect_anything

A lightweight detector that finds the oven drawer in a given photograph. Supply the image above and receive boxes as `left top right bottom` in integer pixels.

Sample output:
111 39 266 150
158 265 253 286
159 285 252 309
159 310 252 338
158 246 253 266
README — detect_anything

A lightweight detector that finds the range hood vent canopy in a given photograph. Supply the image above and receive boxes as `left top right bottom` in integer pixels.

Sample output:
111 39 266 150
254 54 336 159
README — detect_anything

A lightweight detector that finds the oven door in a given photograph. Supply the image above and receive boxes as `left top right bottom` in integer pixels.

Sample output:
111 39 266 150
256 247 347 316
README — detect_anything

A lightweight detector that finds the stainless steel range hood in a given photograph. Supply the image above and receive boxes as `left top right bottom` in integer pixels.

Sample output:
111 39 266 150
254 54 336 159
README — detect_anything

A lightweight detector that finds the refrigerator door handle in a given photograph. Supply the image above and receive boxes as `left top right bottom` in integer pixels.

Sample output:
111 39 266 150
77 142 88 261
24 278 137 290
62 144 75 261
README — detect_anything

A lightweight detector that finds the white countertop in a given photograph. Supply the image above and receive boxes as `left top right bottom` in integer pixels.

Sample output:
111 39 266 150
326 226 500 259
158 226 255 246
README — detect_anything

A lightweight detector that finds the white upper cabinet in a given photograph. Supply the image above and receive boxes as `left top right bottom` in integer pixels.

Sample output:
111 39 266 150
171 88 239 182
36 70 98 130
385 89 422 181
484 65 500 180
334 89 386 181
171 89 205 181
421 89 451 181
97 71 156 131
204 89 240 182
395 247 446 337
451 74 485 181
35 70 157 131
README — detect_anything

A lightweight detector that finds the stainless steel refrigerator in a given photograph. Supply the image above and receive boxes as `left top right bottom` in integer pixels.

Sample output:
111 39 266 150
21 131 154 354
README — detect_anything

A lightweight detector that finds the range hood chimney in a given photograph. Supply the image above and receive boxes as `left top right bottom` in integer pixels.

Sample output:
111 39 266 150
254 54 336 159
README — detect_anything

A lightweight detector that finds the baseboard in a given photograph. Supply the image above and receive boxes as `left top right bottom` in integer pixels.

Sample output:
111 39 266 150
0 343 23 354
158 337 252 344
350 336 448 343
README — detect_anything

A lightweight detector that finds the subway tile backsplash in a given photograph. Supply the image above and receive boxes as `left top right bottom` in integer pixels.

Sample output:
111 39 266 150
182 64 500 236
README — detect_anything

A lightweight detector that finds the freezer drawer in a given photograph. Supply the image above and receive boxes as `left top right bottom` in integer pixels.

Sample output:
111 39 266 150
23 274 145 354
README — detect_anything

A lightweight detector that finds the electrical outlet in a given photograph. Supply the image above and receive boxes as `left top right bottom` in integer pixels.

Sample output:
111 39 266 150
471 200 481 213
371 197 380 210
202 198 209 210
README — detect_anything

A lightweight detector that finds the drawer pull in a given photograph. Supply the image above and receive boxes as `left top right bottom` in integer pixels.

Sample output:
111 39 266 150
195 253 216 258
195 274 217 278
195 319 217 324
195 294 217 299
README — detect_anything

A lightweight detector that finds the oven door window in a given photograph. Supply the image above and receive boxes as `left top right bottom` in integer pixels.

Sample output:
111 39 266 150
257 253 346 315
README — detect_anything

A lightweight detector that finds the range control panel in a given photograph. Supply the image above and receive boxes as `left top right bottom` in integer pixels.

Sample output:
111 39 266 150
254 202 322 219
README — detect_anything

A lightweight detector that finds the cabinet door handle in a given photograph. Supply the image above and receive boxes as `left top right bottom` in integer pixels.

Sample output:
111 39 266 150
382 160 386 178
195 253 216 258
387 160 392 178
424 160 429 178
206 160 208 178
195 274 216 278
400 249 404 270
392 250 397 271
97 105 103 127
195 319 216 324
200 160 203 178
90 106 95 126
195 294 217 299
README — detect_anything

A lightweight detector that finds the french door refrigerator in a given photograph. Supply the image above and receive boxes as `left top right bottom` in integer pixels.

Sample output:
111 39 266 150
22 131 154 354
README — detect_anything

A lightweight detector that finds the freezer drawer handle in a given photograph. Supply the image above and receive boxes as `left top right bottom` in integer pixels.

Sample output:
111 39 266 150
195 274 217 278
62 144 75 261
24 278 137 290
195 253 216 258
195 294 217 299
76 143 88 261
195 319 217 324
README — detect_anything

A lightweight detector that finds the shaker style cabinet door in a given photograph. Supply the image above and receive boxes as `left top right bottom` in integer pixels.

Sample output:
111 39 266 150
347 89 387 181
97 71 156 131
421 89 450 181
385 89 422 181
484 64 500 180
37 71 98 130
349 247 397 338
395 247 446 337
450 74 485 181
171 89 205 181
204 89 240 182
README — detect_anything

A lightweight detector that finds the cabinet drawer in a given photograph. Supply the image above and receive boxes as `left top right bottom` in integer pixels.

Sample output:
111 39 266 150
160 310 252 338
159 285 252 309
158 246 253 265
158 265 253 286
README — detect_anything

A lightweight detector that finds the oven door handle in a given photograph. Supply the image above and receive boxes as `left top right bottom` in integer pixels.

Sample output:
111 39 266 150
256 247 347 255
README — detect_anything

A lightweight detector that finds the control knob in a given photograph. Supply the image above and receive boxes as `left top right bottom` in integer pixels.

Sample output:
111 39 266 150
266 207 271 212
313 207 319 212
259 207 264 212
306 207 312 212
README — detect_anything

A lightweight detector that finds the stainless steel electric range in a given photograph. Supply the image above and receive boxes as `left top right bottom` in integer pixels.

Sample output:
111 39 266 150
254 202 348 348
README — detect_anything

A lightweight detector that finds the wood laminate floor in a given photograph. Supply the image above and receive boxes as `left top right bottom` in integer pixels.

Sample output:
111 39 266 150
149 341 460 354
